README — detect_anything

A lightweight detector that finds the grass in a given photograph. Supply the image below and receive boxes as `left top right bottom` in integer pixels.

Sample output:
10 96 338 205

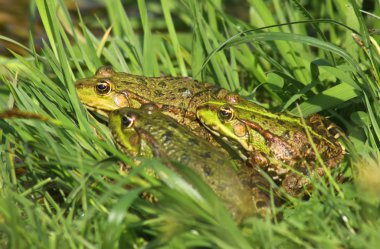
1 0 380 248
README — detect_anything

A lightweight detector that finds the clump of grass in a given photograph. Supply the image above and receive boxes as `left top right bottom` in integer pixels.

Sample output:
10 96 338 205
0 0 380 248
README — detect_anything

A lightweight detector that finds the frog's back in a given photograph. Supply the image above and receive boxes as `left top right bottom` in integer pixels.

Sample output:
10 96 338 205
115 74 223 110
131 107 257 218
137 109 235 171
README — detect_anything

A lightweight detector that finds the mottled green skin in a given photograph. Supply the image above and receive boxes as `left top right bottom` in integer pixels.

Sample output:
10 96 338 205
109 104 259 219
75 66 232 138
196 100 344 196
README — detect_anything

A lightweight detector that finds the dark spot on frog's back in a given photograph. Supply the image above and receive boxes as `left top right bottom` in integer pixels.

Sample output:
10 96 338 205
202 164 213 177
136 77 148 86
158 81 167 88
161 130 174 144
282 130 290 139
154 90 164 97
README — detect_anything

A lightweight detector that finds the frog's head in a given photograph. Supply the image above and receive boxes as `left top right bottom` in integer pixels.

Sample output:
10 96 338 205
75 66 143 116
196 100 251 152
109 104 160 156
109 107 143 156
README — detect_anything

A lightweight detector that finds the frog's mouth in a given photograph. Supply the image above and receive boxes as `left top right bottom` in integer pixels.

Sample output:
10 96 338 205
83 104 110 118
81 92 132 118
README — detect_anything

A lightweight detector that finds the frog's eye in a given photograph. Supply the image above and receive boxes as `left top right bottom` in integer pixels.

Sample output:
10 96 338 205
96 66 115 77
218 105 234 121
95 80 112 95
121 114 136 128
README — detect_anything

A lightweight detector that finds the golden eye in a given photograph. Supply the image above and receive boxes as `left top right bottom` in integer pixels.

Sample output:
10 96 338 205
121 114 136 128
218 105 234 121
95 80 112 95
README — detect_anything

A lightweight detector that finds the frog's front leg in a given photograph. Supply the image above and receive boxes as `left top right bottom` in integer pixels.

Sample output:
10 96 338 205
246 150 290 184
281 172 311 197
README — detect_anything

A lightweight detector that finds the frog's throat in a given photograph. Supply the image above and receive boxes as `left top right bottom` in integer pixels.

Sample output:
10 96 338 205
197 117 248 161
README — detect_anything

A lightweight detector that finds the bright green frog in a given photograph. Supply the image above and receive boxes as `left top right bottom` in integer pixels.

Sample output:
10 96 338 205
196 100 345 196
108 103 267 219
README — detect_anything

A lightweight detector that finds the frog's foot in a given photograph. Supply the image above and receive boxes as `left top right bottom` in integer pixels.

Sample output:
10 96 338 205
305 114 345 167
306 114 343 140
281 172 311 197
281 163 335 197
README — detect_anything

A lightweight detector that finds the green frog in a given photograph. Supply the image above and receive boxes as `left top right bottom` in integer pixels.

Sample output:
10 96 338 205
196 100 345 196
108 103 268 219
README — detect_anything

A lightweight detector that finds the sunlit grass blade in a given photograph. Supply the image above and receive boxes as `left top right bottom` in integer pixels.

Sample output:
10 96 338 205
291 83 359 115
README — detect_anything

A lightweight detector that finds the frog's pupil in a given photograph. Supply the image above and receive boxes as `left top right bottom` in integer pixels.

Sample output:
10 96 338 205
221 110 229 116
218 106 233 121
98 84 107 90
